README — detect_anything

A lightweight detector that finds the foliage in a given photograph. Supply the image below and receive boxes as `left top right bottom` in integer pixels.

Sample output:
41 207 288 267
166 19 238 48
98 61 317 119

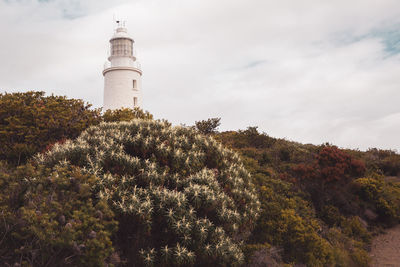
0 162 117 266
292 145 366 212
37 120 260 266
0 91 101 165
325 227 371 267
340 217 371 243
293 145 366 185
249 177 334 266
1 94 400 267
194 118 221 135
103 107 153 122
353 177 400 225
363 148 400 176
214 129 393 266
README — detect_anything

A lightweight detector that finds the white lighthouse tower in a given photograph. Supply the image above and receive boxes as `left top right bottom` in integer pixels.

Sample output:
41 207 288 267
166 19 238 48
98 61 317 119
103 22 142 111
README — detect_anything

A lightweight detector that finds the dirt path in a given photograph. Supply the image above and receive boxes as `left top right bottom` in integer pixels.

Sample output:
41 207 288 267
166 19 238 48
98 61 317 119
370 225 400 267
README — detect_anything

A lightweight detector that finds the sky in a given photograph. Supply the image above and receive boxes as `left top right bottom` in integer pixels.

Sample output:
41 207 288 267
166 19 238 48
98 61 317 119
0 0 399 151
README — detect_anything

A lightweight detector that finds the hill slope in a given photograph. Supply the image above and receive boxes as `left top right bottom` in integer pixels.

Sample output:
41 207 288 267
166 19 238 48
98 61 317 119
1 92 400 266
214 127 400 266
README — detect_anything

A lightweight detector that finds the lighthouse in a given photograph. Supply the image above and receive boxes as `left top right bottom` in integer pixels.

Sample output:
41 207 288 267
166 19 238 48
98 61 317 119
103 22 142 111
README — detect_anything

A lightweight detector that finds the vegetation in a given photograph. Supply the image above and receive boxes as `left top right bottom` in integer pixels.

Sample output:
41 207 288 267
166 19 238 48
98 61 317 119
0 92 156 167
0 91 101 165
195 118 221 135
36 120 260 266
1 92 400 266
215 127 400 266
103 107 153 122
0 162 117 266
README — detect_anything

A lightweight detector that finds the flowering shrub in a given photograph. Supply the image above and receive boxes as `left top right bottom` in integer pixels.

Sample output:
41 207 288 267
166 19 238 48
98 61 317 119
37 120 260 266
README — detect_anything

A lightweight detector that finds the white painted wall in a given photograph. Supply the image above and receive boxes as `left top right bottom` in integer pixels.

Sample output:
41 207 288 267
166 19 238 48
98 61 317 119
103 67 142 110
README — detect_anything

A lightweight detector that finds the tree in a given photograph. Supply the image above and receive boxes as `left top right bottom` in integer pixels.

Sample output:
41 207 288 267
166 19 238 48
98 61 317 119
194 118 221 134
37 119 260 266
0 91 101 165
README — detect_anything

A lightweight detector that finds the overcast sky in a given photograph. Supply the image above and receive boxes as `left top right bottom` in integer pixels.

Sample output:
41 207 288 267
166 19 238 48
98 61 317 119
1 0 399 151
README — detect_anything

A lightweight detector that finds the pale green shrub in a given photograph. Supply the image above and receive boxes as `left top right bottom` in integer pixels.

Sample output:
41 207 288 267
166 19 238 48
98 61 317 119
37 120 260 266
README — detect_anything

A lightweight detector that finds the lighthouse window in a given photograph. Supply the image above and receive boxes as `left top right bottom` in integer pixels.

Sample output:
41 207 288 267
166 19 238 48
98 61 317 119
133 97 138 107
132 80 137 89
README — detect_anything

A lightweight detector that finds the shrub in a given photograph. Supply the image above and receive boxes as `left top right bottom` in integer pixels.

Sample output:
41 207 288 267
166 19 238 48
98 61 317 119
0 91 101 165
258 152 272 166
37 120 260 266
238 127 275 149
0 162 117 266
194 118 221 135
320 205 344 227
249 177 334 266
292 146 366 211
353 177 383 201
364 148 400 176
340 217 371 243
316 146 366 183
325 228 370 267
103 107 153 122
353 177 400 225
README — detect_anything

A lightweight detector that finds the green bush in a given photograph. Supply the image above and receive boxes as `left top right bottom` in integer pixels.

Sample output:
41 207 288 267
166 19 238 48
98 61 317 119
249 177 334 266
353 177 383 201
37 120 260 266
320 205 344 227
325 228 370 267
364 148 400 176
194 118 221 135
0 91 101 165
102 107 153 122
353 177 400 225
0 162 117 266
340 217 371 243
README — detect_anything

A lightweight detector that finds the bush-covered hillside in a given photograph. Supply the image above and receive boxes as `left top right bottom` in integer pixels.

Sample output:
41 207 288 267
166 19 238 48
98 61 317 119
1 92 400 266
214 127 400 266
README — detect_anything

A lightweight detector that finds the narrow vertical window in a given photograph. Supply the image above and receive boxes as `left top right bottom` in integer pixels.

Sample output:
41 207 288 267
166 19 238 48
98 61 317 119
133 97 138 107
133 80 137 89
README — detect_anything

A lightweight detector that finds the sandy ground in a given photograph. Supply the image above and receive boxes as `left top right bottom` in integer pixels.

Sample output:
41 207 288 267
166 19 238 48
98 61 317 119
370 225 400 267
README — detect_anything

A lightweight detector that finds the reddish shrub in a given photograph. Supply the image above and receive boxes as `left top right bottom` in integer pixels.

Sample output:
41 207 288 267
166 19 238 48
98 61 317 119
293 146 366 185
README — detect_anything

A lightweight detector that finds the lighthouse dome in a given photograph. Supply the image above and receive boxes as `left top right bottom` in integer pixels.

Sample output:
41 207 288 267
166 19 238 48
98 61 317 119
111 27 133 41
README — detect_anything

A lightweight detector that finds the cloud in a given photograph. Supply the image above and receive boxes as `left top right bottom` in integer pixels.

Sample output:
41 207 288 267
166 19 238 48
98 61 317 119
0 0 400 151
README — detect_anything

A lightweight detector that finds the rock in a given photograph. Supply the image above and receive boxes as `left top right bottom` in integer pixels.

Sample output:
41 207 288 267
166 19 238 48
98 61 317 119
358 216 368 229
364 209 378 220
